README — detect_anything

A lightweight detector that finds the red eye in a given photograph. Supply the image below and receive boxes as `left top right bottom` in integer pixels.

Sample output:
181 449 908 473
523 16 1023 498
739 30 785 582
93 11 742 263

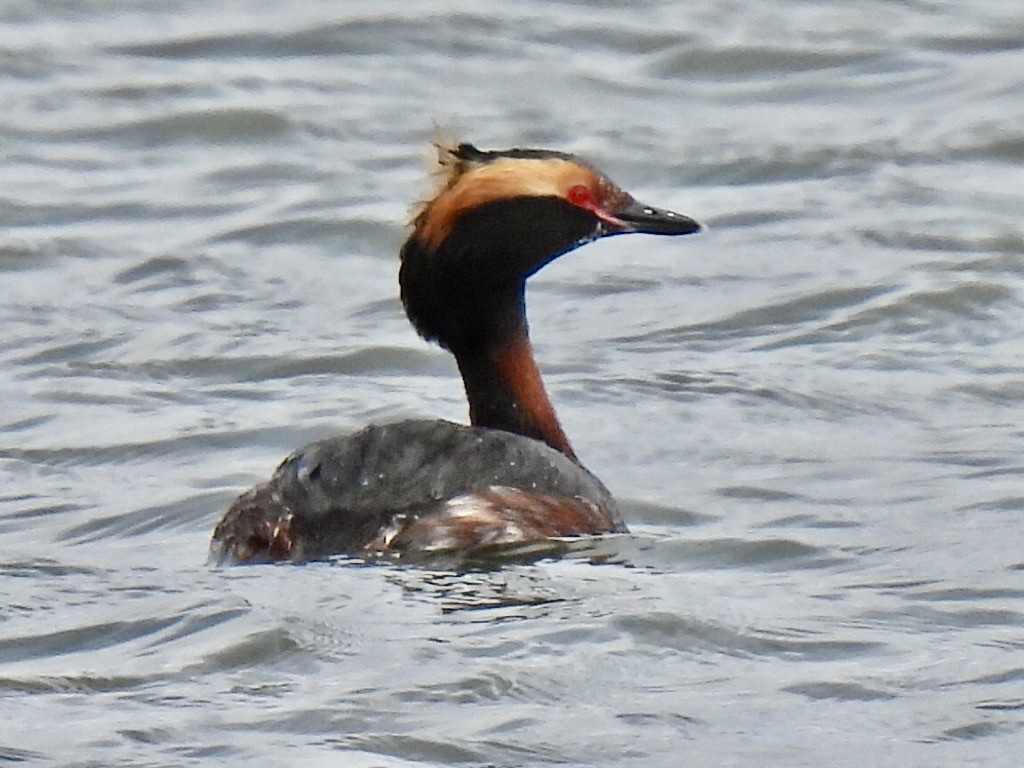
567 184 595 207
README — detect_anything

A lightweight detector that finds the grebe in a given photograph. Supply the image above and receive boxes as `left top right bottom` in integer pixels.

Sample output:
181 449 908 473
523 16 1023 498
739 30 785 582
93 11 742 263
211 142 701 563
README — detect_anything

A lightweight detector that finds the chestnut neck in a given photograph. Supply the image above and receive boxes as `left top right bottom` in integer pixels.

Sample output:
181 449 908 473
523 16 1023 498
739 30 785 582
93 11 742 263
453 328 576 462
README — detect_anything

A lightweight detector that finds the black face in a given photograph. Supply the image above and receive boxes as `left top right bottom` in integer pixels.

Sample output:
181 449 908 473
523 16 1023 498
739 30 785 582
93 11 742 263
442 196 601 284
400 188 701 352
400 196 598 350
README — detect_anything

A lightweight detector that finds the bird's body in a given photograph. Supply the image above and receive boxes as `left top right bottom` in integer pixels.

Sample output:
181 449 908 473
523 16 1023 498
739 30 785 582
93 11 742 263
211 142 700 563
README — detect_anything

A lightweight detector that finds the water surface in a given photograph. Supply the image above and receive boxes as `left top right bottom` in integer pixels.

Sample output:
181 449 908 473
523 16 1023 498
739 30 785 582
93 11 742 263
2 1 1023 765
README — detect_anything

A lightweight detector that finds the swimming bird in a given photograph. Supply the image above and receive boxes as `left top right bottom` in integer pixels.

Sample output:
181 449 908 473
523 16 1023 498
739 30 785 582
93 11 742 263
211 142 701 563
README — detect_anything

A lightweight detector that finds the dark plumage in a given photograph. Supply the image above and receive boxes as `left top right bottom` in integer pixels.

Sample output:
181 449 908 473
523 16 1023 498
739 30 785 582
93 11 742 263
212 420 619 562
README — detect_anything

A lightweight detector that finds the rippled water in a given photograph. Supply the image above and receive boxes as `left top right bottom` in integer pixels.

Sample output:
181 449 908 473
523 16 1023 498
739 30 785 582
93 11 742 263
2 1 1023 765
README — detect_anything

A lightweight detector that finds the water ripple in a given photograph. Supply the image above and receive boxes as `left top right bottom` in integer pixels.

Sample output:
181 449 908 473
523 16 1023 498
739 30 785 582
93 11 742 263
615 612 883 660
3 1 1023 765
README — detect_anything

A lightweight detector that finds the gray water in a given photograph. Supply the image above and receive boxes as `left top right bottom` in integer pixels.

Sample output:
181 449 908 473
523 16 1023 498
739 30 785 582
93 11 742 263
2 1 1023 765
